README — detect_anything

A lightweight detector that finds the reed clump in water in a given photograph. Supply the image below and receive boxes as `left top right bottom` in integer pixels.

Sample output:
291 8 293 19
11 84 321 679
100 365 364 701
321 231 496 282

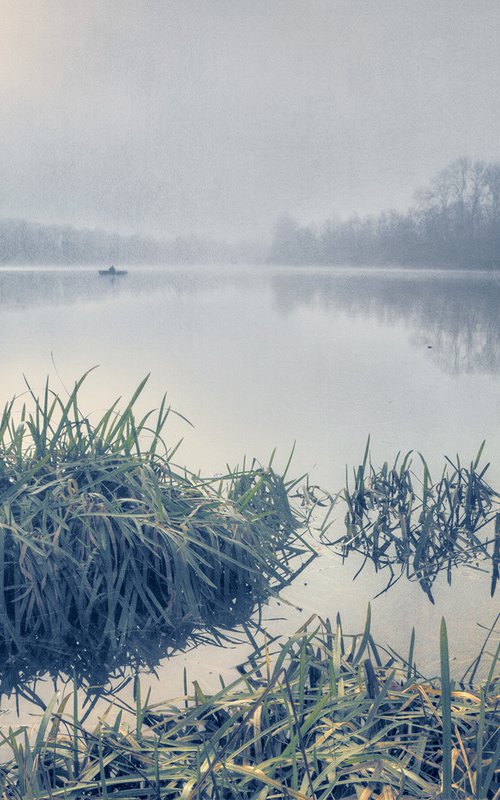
0 372 314 691
327 439 500 601
0 612 498 799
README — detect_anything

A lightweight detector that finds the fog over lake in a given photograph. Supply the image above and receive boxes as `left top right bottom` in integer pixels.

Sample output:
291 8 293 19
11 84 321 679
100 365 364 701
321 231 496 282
0 265 498 723
1 4 500 774
2 1 500 239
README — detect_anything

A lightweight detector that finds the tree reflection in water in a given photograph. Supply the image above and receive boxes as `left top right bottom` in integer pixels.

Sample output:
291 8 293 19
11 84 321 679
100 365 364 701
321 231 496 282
1 267 499 376
270 269 500 374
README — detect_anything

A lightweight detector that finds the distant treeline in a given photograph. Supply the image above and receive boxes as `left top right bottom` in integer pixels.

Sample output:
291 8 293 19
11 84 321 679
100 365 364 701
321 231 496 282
0 219 265 266
3 158 500 268
269 158 500 268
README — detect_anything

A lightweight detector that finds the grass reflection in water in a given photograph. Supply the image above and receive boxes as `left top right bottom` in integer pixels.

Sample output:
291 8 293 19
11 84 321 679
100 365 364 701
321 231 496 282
325 438 500 602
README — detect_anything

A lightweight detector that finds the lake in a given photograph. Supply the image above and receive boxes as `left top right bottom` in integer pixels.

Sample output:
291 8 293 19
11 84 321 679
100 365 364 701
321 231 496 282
0 265 499 721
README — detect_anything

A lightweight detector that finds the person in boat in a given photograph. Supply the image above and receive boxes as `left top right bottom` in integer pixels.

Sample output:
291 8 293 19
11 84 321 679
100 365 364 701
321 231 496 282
108 265 116 274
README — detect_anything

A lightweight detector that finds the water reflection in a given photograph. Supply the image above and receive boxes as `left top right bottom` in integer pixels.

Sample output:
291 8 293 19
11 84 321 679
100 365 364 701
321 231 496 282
270 269 500 374
0 267 246 309
1 265 498 723
0 596 257 702
1 267 499 375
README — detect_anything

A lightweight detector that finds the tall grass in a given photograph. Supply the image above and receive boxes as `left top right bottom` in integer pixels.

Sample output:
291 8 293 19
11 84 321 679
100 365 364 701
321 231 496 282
0 372 314 694
327 440 499 601
0 612 498 799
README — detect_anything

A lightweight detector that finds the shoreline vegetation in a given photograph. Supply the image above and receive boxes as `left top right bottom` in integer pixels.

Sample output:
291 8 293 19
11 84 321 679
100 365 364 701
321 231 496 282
0 374 499 797
0 613 498 799
1 158 500 270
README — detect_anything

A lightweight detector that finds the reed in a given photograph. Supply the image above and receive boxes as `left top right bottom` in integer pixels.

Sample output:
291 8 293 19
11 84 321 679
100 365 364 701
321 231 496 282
327 439 499 601
0 612 498 799
0 372 314 693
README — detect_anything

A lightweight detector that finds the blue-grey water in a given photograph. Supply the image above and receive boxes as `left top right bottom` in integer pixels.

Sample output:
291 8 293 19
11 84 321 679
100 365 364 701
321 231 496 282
1 265 499 721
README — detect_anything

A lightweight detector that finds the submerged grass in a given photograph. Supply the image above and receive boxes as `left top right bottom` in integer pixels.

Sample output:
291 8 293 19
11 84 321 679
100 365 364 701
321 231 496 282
326 439 500 601
0 372 314 693
0 612 498 799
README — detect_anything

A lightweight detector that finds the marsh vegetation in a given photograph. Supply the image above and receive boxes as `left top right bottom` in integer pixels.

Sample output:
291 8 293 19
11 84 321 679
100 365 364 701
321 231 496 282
0 613 498 799
0 373 313 695
326 440 500 602
0 373 498 798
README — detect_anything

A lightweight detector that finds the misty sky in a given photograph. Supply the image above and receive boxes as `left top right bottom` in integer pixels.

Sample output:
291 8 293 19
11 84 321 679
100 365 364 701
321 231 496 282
1 0 500 239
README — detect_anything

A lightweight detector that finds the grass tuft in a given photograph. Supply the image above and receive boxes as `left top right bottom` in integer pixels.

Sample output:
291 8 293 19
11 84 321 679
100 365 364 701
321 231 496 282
0 374 314 695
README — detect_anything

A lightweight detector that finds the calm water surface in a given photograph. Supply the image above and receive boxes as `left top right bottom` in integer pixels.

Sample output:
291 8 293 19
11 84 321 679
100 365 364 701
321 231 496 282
1 265 499 720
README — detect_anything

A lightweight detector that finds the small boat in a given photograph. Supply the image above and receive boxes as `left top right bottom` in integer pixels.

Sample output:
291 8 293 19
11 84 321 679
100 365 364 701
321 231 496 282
98 265 128 276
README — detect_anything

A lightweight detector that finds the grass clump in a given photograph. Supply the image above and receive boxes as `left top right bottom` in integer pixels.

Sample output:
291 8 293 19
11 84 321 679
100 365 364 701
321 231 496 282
326 439 499 601
0 372 314 692
0 612 498 799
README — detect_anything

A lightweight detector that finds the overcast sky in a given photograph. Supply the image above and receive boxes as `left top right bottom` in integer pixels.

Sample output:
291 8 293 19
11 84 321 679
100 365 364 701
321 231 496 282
1 0 500 239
